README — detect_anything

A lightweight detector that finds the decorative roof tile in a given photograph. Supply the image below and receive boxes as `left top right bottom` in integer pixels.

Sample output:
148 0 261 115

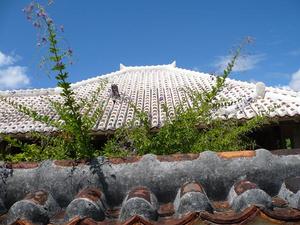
1 63 300 134
1 149 300 224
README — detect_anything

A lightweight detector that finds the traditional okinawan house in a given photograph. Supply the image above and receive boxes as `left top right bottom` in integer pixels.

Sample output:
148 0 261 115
0 62 300 150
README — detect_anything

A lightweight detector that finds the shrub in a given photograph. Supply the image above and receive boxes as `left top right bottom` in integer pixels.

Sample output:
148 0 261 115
103 38 271 156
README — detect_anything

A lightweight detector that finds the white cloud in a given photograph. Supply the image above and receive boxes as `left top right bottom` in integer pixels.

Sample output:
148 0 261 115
0 51 15 67
214 54 265 73
0 66 30 90
0 51 30 90
289 69 300 91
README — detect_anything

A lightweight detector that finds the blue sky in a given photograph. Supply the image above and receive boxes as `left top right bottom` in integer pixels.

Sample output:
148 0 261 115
0 0 300 90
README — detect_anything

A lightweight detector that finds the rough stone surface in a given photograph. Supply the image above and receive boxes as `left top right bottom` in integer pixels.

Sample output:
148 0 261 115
230 189 273 212
1 151 300 224
2 200 49 225
119 187 158 221
65 198 106 222
0 149 300 209
284 176 300 194
174 182 213 216
0 198 6 215
65 187 107 221
119 198 158 222
24 190 60 217
228 180 257 205
180 182 205 197
234 180 257 195
278 178 300 209
174 192 213 216
1 190 59 225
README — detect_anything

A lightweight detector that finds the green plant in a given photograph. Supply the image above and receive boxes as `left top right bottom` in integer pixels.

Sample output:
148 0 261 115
0 1 107 161
285 138 292 149
1 133 67 162
103 38 271 156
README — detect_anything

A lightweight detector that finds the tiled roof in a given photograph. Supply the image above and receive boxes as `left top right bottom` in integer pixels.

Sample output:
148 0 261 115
1 149 300 224
0 62 300 134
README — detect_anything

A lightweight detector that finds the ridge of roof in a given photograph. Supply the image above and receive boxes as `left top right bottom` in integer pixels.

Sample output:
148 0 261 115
0 87 61 97
119 61 176 71
0 62 178 96
0 63 299 99
1 63 300 134
1 149 300 225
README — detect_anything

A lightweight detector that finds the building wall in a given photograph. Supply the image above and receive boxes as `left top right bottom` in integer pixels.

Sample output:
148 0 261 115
293 125 300 148
254 121 300 150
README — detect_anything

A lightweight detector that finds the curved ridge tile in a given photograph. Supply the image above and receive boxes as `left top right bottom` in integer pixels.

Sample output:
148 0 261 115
278 176 300 209
174 181 213 216
65 187 107 222
3 190 59 225
228 180 273 212
119 186 158 222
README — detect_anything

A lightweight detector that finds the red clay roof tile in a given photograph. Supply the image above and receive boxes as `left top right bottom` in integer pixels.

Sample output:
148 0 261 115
1 150 300 225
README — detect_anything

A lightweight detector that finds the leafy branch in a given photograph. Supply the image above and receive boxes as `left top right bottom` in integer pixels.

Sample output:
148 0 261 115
0 2 107 161
103 38 271 156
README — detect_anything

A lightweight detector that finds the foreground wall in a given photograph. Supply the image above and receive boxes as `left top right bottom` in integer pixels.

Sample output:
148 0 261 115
0 149 299 208
1 149 300 224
